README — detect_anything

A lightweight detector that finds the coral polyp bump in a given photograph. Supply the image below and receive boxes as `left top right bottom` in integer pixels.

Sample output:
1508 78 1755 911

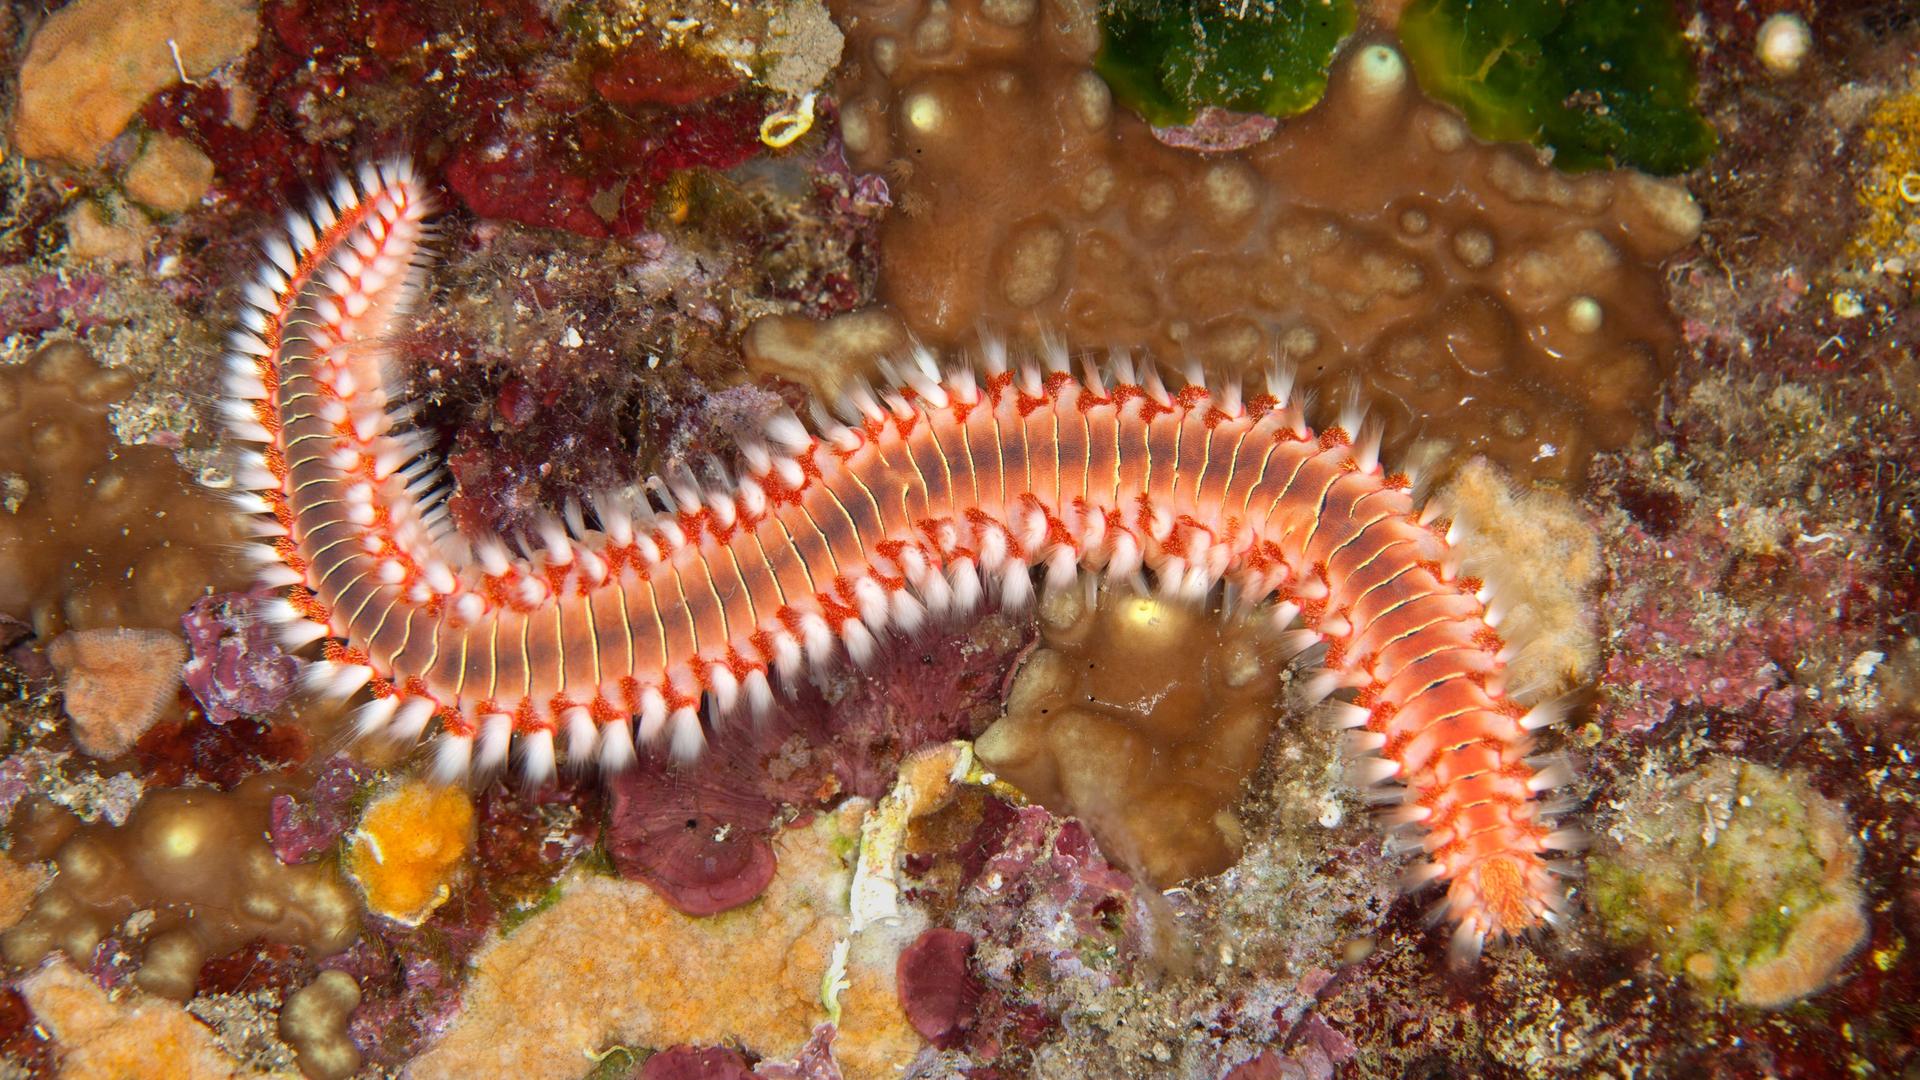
221 159 1580 957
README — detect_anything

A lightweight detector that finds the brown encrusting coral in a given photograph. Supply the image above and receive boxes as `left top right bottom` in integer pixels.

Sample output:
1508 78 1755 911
0 341 245 638
975 582 1287 886
832 1 1703 485
2 779 359 1001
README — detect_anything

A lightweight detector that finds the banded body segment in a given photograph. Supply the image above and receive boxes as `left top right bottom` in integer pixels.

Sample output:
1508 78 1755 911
223 164 1579 961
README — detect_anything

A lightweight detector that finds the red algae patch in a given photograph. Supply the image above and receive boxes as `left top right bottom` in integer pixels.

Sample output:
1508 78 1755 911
48 628 189 759
974 582 1286 886
833 1 1702 484
342 781 476 927
895 927 982 1049
411 805 922 1080
641 1045 756 1079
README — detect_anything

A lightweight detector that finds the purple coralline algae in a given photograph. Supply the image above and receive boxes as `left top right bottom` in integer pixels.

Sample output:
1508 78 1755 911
268 755 375 865
181 590 302 725
643 1044 757 1080
604 611 1031 913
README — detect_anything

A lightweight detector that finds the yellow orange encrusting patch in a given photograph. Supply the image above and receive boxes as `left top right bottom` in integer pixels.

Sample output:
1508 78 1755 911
344 781 476 925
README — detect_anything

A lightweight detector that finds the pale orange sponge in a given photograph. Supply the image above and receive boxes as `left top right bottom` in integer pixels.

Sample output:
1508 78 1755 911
48 628 188 759
344 781 476 925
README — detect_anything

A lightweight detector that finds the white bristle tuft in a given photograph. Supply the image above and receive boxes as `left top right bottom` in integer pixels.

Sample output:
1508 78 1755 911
1349 757 1401 786
431 733 474 783
1527 760 1576 793
771 631 804 681
519 728 556 785
255 564 304 589
1376 804 1432 827
1448 922 1486 968
744 669 774 717
950 558 982 612
349 696 401 739
1000 563 1033 609
842 620 877 666
389 698 436 743
600 718 637 770
638 687 668 744
453 593 486 625
477 713 514 773
1544 828 1589 852
563 706 597 764
1326 701 1372 729
1345 730 1388 754
304 659 373 698
277 620 329 649
668 708 705 762
1521 696 1572 731
889 590 926 634
709 664 740 714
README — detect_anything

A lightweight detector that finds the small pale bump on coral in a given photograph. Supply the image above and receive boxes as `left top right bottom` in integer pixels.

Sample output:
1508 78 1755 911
744 309 909 403
279 969 362 1080
48 627 189 759
343 780 476 926
1756 13 1814 77
63 196 156 263
123 133 218 214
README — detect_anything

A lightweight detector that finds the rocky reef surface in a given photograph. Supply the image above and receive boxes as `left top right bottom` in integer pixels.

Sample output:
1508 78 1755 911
0 1 1916 1078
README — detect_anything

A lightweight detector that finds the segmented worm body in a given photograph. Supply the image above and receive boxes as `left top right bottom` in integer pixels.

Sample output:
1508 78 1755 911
221 161 1578 956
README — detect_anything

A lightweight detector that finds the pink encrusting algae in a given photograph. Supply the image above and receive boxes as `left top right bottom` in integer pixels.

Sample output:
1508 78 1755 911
220 160 1582 958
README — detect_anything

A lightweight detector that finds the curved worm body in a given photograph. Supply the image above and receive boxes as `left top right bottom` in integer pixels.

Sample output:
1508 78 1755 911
220 161 1578 956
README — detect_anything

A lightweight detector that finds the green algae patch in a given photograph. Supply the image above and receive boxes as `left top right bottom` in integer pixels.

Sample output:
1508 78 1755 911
1589 759 1869 1008
1096 0 1357 127
1398 0 1716 174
